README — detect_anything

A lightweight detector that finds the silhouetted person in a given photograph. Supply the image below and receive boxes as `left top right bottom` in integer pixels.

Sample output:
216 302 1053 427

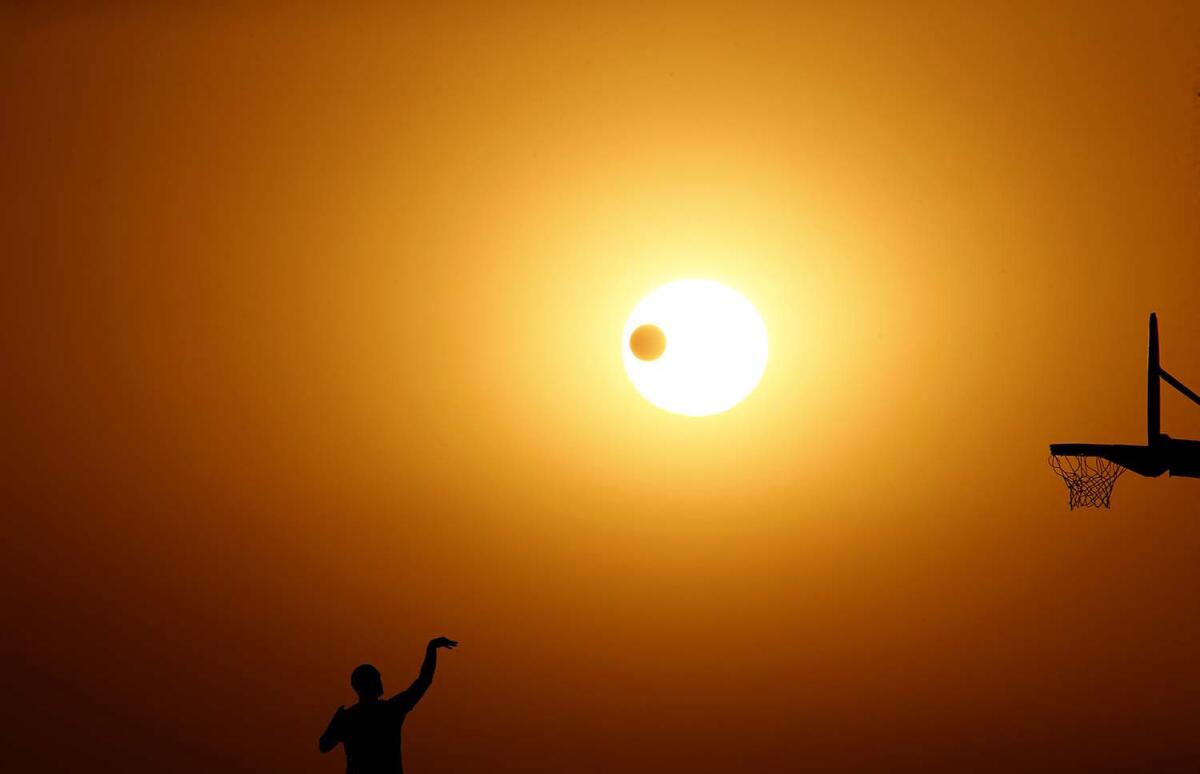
319 637 458 774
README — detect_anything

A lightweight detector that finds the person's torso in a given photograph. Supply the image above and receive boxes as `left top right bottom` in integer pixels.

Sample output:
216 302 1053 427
342 701 409 774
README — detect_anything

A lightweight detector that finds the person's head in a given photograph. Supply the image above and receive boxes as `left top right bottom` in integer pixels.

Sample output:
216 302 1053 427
351 664 383 701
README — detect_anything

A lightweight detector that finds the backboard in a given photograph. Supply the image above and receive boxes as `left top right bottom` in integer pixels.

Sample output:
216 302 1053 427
1049 313 1200 508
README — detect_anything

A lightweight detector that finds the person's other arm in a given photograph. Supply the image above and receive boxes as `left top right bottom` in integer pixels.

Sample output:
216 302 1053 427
318 706 346 753
391 637 458 709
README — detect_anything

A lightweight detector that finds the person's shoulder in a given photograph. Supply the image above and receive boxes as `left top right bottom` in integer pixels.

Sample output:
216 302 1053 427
347 699 400 717
344 702 370 718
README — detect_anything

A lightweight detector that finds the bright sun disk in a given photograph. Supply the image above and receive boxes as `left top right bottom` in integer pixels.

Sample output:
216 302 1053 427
622 279 768 416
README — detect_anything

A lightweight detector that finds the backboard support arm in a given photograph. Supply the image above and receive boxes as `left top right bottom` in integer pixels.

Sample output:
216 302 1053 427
1148 313 1200 445
1160 368 1200 409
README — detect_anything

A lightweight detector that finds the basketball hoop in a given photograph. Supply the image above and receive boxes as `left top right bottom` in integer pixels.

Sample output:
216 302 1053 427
1048 454 1126 509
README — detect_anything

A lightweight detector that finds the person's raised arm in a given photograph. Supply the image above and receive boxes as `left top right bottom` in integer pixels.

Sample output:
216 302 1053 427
391 637 457 709
318 706 346 753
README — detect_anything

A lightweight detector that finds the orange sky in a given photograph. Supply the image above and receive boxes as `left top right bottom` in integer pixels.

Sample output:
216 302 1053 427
5 3 1200 771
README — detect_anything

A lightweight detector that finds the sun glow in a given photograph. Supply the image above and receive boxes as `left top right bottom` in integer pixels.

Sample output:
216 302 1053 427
622 279 768 416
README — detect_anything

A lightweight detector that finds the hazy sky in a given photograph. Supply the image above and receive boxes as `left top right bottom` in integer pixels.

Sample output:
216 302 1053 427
5 3 1200 771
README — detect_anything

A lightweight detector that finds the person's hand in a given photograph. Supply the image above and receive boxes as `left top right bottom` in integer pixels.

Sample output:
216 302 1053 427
429 636 458 650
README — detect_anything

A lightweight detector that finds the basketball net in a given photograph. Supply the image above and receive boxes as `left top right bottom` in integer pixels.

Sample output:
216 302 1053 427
1048 454 1126 509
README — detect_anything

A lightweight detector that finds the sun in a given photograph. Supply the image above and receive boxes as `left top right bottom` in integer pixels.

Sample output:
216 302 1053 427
622 279 768 416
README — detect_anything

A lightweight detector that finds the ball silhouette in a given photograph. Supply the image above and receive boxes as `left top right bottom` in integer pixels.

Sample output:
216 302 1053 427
629 324 666 361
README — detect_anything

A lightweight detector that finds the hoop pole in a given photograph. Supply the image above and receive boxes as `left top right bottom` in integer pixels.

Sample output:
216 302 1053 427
1149 312 1160 443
